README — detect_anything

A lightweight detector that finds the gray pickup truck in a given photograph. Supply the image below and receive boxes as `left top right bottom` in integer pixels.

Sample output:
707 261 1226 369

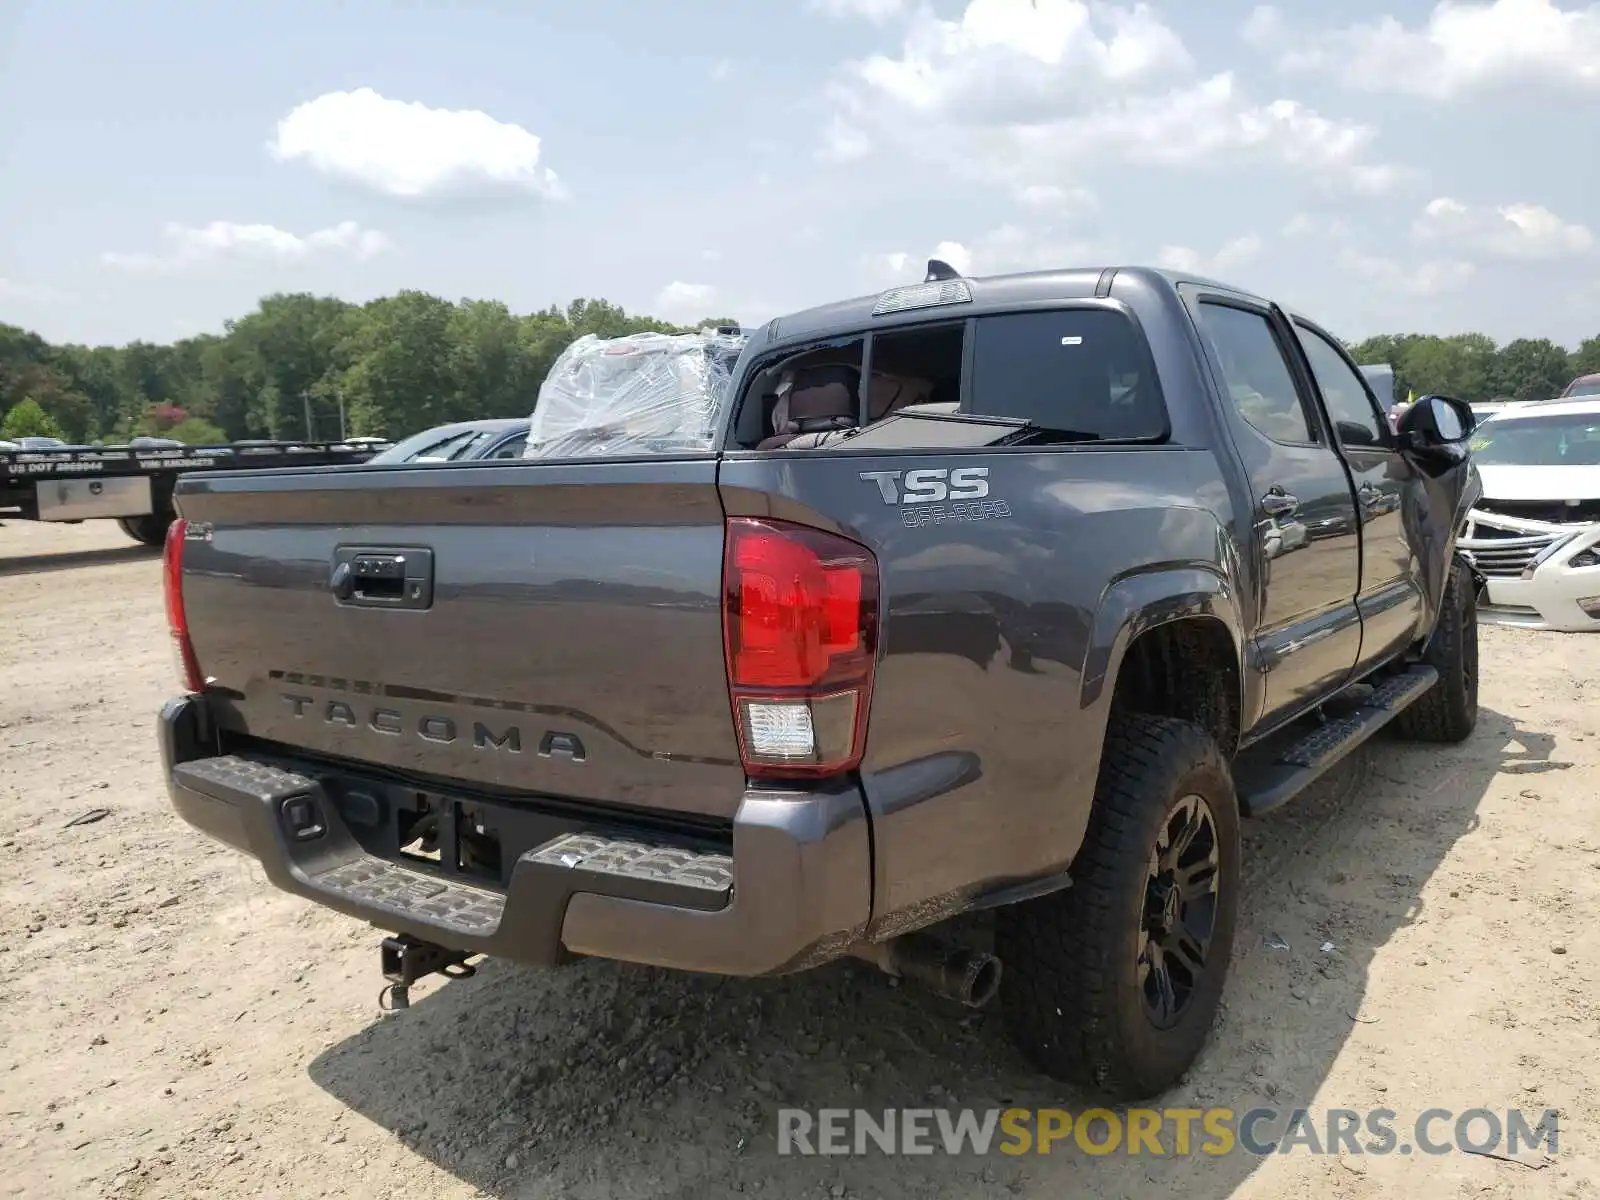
157 264 1481 1100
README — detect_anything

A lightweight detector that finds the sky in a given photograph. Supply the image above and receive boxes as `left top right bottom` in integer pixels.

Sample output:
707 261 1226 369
1 0 1598 350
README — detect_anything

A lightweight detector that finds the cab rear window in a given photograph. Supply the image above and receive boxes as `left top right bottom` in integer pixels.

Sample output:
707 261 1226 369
732 307 1166 449
968 309 1165 440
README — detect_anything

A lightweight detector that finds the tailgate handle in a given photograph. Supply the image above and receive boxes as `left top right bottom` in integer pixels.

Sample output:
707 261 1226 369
331 547 434 610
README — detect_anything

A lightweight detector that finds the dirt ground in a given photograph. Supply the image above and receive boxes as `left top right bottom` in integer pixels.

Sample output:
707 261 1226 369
3 518 1599 1200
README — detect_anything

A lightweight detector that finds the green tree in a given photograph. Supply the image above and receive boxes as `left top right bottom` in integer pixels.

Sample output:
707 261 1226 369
1388 334 1494 402
1569 335 1600 381
2 397 67 440
332 291 459 437
52 343 125 439
447 298 539 421
1347 333 1430 398
226 293 357 438
164 416 230 445
1491 338 1571 401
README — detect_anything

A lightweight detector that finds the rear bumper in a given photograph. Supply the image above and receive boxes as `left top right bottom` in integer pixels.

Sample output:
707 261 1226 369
159 694 871 976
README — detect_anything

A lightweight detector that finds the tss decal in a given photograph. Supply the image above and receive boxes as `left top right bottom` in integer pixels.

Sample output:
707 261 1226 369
858 466 1012 527
859 467 991 504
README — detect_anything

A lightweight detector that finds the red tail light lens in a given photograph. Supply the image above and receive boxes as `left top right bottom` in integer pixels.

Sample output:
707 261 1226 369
722 517 879 779
163 517 206 693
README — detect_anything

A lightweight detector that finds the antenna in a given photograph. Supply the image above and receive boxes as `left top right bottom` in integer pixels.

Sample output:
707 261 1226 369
925 258 962 282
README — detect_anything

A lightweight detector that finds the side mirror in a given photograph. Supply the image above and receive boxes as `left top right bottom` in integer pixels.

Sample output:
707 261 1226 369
1397 394 1475 449
1335 418 1380 447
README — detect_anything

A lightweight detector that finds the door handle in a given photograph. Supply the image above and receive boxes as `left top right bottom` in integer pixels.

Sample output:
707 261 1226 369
330 547 434 609
1261 489 1299 516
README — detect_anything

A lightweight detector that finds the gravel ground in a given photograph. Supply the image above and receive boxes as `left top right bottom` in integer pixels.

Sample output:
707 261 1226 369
3 518 1599 1200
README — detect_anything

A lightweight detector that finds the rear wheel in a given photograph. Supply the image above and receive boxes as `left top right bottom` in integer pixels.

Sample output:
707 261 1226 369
1392 558 1478 743
116 513 171 547
995 713 1240 1101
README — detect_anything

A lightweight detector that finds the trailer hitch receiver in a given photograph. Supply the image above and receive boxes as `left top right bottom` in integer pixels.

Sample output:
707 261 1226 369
378 934 476 1011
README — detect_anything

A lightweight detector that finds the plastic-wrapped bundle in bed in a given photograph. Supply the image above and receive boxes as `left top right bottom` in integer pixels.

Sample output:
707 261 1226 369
524 329 746 459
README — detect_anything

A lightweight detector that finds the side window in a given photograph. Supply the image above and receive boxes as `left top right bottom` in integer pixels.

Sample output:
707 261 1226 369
1294 325 1386 447
969 309 1165 440
1194 303 1318 445
490 433 528 459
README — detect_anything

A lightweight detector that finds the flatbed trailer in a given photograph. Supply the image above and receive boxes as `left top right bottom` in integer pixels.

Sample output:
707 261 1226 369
0 439 392 545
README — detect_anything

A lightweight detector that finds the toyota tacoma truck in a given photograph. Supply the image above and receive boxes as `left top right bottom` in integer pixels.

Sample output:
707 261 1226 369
156 264 1481 1100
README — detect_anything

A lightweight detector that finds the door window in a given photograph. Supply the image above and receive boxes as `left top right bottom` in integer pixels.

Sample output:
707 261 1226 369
1294 324 1387 447
1195 303 1318 444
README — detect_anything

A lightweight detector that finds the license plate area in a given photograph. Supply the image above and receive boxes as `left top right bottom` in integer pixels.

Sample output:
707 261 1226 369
393 793 505 885
319 775 730 892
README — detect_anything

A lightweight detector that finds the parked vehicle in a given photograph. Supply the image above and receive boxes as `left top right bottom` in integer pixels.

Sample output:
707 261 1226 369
156 263 1480 1101
1558 373 1600 399
1358 363 1395 408
2 438 392 545
363 418 531 465
1460 398 1600 631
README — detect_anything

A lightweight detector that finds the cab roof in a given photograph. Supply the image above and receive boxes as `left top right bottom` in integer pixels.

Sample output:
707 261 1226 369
750 265 1259 354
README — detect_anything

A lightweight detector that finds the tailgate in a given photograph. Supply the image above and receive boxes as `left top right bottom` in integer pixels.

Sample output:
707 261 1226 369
174 457 746 820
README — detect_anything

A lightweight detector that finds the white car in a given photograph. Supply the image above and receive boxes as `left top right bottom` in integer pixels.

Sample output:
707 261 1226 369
1459 399 1600 631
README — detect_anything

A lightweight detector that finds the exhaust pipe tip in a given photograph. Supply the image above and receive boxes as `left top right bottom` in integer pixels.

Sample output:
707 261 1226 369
960 952 1002 1009
851 934 1003 1009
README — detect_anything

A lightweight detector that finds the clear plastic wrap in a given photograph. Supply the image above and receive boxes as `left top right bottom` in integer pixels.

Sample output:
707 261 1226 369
524 329 746 459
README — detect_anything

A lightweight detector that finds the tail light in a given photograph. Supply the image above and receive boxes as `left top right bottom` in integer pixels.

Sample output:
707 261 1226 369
163 518 206 693
722 517 879 779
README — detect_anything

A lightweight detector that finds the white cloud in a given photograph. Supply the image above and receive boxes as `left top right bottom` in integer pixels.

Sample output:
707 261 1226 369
1239 4 1287 48
1282 212 1350 239
268 87 564 201
1014 183 1098 214
811 0 906 22
1341 249 1477 296
1156 234 1265 277
818 115 873 162
0 278 74 303
821 0 1403 196
860 251 915 287
101 220 391 272
1244 0 1600 98
654 281 718 321
869 223 1102 286
844 0 1192 119
931 241 974 275
1413 196 1596 258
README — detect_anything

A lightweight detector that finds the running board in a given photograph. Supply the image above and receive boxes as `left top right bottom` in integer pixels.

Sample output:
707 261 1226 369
1235 665 1438 817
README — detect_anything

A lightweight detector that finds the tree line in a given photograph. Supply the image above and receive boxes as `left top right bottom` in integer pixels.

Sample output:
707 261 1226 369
0 291 736 445
2 289 1597 445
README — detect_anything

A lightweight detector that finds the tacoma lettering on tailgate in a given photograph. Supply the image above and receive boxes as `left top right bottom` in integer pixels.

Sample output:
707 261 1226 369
281 693 528 754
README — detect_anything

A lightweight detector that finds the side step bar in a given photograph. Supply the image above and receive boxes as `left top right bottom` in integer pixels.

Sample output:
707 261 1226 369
1235 665 1438 817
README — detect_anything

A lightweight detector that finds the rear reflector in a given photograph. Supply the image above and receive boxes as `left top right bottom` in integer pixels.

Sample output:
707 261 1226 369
163 517 206 693
722 518 879 779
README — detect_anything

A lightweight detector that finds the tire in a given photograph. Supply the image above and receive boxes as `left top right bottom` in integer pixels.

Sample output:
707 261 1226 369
1391 557 1478 743
116 513 171 547
995 713 1241 1101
